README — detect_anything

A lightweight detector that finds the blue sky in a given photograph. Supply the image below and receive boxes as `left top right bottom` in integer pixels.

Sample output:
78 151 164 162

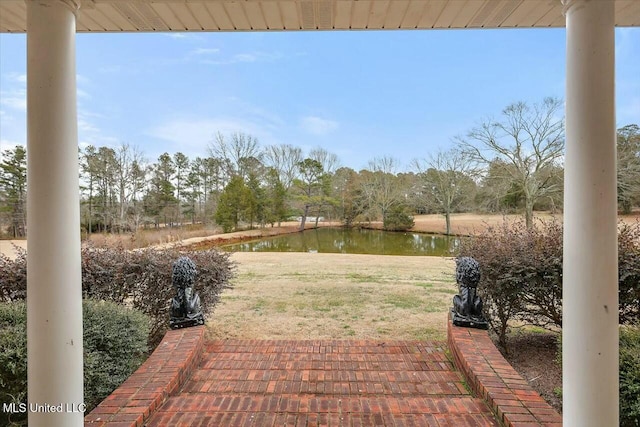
1 28 638 171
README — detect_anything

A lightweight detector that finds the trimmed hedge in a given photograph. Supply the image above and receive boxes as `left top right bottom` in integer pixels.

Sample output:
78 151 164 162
1 245 235 345
0 300 150 426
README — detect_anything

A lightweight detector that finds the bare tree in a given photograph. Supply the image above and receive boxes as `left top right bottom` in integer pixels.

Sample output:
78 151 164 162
617 124 640 214
413 149 476 235
456 97 565 228
208 132 263 179
309 147 340 175
114 143 145 230
264 144 302 190
361 156 406 225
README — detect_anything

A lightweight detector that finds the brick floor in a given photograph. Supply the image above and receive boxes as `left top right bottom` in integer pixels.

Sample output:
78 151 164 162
145 340 498 426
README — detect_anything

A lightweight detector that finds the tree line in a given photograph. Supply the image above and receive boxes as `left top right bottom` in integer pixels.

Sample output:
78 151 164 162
1 98 639 238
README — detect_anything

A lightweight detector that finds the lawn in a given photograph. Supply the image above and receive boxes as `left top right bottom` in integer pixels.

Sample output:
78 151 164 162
206 252 457 341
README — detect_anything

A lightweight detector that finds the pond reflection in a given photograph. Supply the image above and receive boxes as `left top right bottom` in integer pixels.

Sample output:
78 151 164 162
220 228 460 256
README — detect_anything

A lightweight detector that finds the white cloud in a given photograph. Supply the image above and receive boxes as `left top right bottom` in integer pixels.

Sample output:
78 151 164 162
161 33 205 42
0 90 27 112
147 116 283 158
76 74 91 85
201 51 282 66
77 88 91 99
164 33 187 39
99 65 123 74
76 111 119 148
300 116 339 135
1 73 27 112
190 48 220 55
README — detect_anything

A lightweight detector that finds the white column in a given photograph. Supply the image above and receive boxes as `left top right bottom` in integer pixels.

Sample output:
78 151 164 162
563 1 618 426
26 1 83 426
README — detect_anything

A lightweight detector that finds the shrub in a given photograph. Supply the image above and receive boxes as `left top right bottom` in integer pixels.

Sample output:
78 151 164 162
458 219 563 349
460 219 640 349
1 245 235 346
83 299 150 411
0 302 27 426
555 325 640 426
619 222 640 325
620 324 640 427
383 205 415 231
0 247 26 301
0 300 150 426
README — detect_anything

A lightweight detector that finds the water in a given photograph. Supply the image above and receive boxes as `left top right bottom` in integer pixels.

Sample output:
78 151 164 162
220 228 460 256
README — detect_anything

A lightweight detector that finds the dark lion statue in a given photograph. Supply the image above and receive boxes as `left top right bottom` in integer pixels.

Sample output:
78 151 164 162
451 257 488 329
169 256 205 329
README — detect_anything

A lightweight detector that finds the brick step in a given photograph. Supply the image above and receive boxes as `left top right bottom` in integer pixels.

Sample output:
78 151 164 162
199 358 453 372
183 377 466 396
205 340 446 356
202 340 453 372
147 395 497 426
189 368 463 384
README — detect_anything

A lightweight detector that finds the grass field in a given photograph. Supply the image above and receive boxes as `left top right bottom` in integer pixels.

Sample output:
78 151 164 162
206 252 457 341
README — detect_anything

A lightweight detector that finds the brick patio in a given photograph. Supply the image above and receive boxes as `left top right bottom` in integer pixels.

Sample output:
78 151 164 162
86 319 561 426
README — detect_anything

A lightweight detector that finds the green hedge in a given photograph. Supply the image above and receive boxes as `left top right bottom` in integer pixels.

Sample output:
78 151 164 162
621 325 640 427
0 300 150 426
555 326 640 426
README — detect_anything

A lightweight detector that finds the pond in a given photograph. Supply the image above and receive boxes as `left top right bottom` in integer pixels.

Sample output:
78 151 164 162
220 228 461 256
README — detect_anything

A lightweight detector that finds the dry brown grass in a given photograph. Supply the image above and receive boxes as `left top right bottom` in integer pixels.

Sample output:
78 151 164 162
206 252 456 341
85 224 223 249
361 213 561 236
408 212 640 235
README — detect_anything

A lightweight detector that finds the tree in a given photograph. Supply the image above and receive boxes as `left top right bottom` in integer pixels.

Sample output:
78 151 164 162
333 167 364 227
413 149 476 235
244 171 266 229
145 153 176 227
191 156 225 224
128 159 148 230
361 156 408 227
173 152 190 224
617 124 640 214
183 166 202 225
309 147 340 175
208 132 262 179
80 145 97 233
264 144 302 190
264 168 288 227
0 146 27 237
82 146 118 232
457 97 565 228
113 143 144 231
293 158 325 231
215 175 249 232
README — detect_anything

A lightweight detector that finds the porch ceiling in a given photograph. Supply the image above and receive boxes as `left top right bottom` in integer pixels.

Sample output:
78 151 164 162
1 0 639 33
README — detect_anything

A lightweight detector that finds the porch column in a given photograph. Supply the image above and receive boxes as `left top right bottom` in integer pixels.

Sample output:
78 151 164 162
563 1 618 426
26 1 83 426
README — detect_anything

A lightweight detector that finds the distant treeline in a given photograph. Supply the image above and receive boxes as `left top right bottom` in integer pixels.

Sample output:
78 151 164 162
1 99 638 238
